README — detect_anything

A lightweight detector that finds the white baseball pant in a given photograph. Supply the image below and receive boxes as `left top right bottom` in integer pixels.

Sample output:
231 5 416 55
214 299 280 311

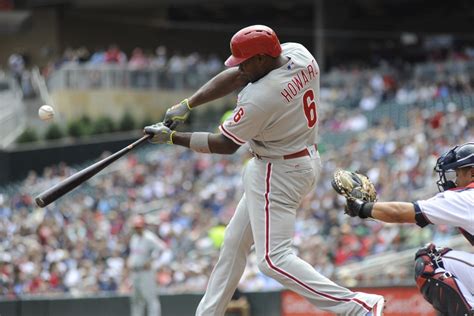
131 270 161 316
196 155 382 315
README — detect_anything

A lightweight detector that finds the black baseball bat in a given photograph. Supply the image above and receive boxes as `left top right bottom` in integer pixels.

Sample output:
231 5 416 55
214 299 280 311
35 134 152 208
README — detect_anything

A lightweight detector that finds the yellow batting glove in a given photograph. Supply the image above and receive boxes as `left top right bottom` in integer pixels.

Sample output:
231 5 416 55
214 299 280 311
164 99 191 128
144 123 175 145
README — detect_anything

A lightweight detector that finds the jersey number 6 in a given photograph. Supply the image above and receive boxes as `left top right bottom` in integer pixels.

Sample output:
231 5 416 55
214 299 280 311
303 89 317 128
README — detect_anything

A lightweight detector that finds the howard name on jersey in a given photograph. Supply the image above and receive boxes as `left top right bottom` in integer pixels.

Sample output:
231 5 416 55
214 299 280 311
220 42 320 158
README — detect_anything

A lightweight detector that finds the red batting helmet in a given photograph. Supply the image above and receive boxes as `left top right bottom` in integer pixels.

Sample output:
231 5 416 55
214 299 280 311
132 215 145 228
225 25 282 67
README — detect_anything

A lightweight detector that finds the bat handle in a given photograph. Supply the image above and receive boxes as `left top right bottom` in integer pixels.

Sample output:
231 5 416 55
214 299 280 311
163 118 180 130
128 134 152 149
36 197 46 208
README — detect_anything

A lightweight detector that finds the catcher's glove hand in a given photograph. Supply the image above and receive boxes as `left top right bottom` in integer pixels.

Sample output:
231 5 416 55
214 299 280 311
331 169 377 203
332 169 377 218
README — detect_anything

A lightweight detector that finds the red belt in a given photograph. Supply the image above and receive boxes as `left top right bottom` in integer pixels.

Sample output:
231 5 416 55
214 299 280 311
283 144 318 160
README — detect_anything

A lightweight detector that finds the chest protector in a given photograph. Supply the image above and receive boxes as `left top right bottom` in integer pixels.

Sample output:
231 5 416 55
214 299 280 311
414 243 473 316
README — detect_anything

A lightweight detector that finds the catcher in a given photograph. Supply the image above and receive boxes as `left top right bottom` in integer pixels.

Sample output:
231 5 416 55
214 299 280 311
332 142 474 316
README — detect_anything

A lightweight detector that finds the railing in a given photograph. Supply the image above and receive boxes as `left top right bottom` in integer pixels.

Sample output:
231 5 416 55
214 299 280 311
414 59 474 80
334 235 471 287
47 64 221 91
47 58 474 91
42 60 474 152
0 75 25 148
32 67 55 109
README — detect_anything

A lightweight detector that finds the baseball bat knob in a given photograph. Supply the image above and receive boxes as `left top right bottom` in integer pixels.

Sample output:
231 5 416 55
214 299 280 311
35 197 46 208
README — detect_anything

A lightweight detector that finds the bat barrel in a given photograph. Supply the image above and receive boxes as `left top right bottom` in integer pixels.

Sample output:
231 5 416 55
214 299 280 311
34 134 151 208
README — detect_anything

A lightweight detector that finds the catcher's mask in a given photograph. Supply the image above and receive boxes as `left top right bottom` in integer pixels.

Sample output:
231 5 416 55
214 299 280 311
434 142 474 192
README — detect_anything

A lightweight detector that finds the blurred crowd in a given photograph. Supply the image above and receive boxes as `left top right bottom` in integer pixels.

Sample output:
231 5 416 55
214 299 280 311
5 43 474 103
1 42 473 298
5 52 36 98
319 48 474 133
41 44 224 90
0 99 472 298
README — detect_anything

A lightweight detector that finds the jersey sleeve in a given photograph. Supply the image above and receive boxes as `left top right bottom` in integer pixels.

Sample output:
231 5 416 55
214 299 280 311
416 191 471 229
146 232 166 256
219 102 267 145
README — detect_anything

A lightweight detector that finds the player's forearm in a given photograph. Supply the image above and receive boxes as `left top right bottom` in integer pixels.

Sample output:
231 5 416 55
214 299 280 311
187 68 250 108
171 132 239 154
371 202 416 223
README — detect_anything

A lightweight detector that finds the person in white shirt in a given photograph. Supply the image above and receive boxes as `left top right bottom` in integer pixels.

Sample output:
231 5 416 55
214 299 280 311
128 215 166 316
344 142 474 316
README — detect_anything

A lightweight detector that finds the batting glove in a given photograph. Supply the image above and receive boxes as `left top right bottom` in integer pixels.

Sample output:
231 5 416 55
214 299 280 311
345 198 374 219
163 99 191 129
144 123 175 144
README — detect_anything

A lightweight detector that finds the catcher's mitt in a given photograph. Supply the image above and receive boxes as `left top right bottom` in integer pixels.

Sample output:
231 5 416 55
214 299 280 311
331 169 377 202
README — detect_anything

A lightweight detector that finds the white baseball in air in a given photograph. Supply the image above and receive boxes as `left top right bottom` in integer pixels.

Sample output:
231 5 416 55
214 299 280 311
38 105 55 121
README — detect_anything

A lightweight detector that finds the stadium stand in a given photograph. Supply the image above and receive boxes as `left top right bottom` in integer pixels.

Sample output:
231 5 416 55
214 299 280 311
0 89 472 296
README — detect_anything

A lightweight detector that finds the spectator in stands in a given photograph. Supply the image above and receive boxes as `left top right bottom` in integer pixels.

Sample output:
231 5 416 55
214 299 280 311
8 53 25 85
60 47 77 66
150 46 169 88
129 48 149 70
359 88 379 111
89 47 106 65
150 46 168 70
105 44 127 64
129 47 150 88
184 52 201 88
76 46 91 64
167 52 186 89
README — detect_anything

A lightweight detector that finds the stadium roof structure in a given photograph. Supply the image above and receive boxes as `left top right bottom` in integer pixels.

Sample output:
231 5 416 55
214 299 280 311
0 11 31 34
5 0 474 70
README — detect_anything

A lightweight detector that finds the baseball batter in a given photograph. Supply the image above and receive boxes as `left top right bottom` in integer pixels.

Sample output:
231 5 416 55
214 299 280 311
344 142 474 315
128 215 166 316
145 25 384 315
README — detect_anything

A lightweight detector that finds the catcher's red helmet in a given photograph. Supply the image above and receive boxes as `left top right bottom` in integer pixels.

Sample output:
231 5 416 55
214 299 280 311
225 25 282 67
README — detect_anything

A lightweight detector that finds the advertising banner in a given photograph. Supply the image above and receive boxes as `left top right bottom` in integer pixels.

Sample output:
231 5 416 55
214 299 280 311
281 287 436 316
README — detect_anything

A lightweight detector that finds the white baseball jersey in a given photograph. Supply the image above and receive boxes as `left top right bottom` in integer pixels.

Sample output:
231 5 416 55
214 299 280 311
414 182 474 309
219 42 320 158
414 182 474 244
128 230 165 269
198 42 385 315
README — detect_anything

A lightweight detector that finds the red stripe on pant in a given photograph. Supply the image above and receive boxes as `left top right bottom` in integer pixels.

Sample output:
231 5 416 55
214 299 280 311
263 162 370 312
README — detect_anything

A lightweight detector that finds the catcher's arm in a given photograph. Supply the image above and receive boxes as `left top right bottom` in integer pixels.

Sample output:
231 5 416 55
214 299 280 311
345 199 417 221
367 202 417 223
332 169 417 222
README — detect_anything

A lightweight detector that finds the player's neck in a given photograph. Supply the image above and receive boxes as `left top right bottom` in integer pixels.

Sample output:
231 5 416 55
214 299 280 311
273 56 289 69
